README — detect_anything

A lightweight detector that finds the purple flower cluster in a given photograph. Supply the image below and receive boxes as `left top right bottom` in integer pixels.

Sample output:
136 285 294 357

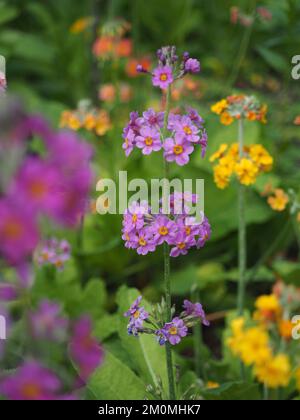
122 196 211 257
0 112 93 271
124 297 209 346
35 238 71 271
137 46 201 90
29 300 68 341
122 108 207 164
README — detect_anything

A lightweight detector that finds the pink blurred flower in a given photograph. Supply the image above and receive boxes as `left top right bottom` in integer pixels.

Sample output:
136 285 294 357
29 300 68 341
0 71 7 94
70 317 104 382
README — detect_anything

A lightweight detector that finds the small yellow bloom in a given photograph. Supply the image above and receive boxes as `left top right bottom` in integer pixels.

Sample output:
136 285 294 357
235 158 259 186
220 112 234 126
84 113 96 131
68 114 82 131
206 381 220 389
239 327 272 366
268 189 289 212
254 354 291 388
253 294 282 323
211 99 228 115
249 144 273 172
95 110 112 136
70 17 92 34
213 164 231 189
209 144 228 162
295 367 300 392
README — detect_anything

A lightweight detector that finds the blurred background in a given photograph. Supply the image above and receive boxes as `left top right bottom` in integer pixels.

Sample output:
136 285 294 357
0 0 300 399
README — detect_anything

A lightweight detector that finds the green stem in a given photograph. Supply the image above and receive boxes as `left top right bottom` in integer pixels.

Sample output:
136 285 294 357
163 86 176 401
237 118 247 316
192 288 206 380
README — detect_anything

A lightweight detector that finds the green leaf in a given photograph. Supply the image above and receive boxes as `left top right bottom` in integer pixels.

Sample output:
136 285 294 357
87 351 146 400
272 260 300 286
116 286 168 392
201 381 260 400
255 46 288 73
80 278 107 321
94 314 118 341
0 3 19 25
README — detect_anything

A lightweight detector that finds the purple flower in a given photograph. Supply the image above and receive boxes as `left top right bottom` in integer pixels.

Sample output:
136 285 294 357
0 361 66 400
163 137 194 166
152 65 173 89
0 71 7 94
151 215 176 245
29 300 68 341
122 128 135 157
123 201 148 233
170 231 195 257
174 116 199 143
187 107 204 128
141 108 164 129
196 217 211 248
183 300 210 326
70 317 104 382
124 295 149 329
198 129 208 158
133 228 156 255
0 284 18 301
136 126 162 155
184 58 200 74
0 198 39 265
161 317 188 345
36 238 71 271
123 111 141 136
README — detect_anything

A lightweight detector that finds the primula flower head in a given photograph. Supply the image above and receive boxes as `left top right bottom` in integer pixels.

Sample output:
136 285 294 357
29 300 68 341
152 65 173 90
124 295 149 332
160 317 188 345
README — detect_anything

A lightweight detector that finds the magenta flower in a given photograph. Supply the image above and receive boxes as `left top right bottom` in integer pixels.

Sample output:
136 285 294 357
152 65 173 89
170 231 195 257
123 201 147 233
133 228 156 255
124 295 149 331
161 317 188 345
123 111 141 136
174 115 200 143
151 215 176 245
11 157 61 216
196 217 211 248
70 317 104 382
136 126 162 155
183 300 210 326
184 58 200 74
163 137 194 166
187 107 204 128
141 108 164 129
29 300 68 341
122 128 135 157
0 284 18 301
0 361 64 400
36 238 71 271
0 198 39 265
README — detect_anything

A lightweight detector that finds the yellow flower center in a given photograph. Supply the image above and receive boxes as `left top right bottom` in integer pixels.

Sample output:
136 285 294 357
29 181 47 199
158 226 169 236
133 310 140 319
3 219 23 240
145 136 153 146
183 126 192 135
132 214 137 223
169 326 178 335
173 145 183 155
178 242 186 249
160 73 168 81
22 383 41 399
139 237 147 246
185 227 191 235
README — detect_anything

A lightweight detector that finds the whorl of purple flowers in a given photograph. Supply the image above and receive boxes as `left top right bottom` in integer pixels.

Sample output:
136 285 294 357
122 107 207 164
121 196 211 257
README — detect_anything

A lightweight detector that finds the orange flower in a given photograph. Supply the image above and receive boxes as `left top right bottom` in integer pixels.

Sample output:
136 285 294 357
99 84 116 103
126 57 151 77
120 84 132 102
294 115 300 125
93 36 114 57
115 38 132 57
70 17 92 34
267 189 289 212
278 319 293 340
220 112 234 125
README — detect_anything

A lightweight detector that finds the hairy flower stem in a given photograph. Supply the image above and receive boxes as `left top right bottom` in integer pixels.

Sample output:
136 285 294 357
237 118 247 316
163 86 176 400
192 288 205 380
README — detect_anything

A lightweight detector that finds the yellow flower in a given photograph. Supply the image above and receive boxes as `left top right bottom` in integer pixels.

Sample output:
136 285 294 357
227 317 246 355
278 319 293 340
239 327 272 366
268 189 289 212
95 110 112 136
59 110 72 128
213 164 231 189
210 144 228 162
220 111 234 126
249 144 273 172
68 114 82 131
235 158 259 186
228 143 239 158
295 367 300 392
254 354 291 388
253 294 282 323
206 381 220 389
84 113 96 131
211 99 228 115
70 17 92 34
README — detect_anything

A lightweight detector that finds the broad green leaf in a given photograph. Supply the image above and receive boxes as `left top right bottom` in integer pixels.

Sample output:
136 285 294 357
80 278 107 320
201 381 260 400
88 351 146 400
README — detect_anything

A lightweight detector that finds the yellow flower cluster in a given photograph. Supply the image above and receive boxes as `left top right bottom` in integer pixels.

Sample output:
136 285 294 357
60 108 111 137
211 95 268 126
210 143 273 189
227 293 300 389
267 188 289 212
